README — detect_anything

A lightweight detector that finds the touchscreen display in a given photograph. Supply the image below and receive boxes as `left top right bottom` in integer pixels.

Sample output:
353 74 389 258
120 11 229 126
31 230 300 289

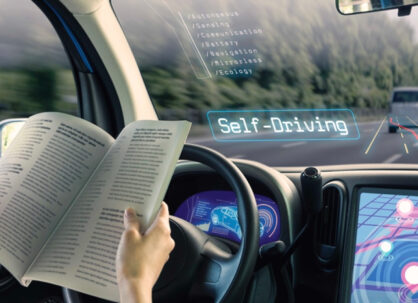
174 190 280 246
350 190 418 302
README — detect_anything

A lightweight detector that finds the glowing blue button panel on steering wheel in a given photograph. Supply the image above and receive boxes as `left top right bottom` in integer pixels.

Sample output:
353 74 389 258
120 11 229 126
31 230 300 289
174 190 280 246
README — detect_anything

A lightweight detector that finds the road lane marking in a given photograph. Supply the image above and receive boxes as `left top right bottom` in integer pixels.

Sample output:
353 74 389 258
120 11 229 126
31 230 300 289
389 117 418 140
365 117 386 155
397 124 410 154
407 116 418 126
383 153 402 163
283 142 306 148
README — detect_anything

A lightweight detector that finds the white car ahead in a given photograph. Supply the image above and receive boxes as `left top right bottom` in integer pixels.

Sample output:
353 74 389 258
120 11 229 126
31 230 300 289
388 87 418 133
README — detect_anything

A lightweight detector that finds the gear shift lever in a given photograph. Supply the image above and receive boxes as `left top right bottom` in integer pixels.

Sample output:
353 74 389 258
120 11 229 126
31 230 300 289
301 167 323 215
279 167 323 268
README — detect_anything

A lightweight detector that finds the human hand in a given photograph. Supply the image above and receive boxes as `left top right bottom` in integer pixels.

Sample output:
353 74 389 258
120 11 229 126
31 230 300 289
116 202 175 303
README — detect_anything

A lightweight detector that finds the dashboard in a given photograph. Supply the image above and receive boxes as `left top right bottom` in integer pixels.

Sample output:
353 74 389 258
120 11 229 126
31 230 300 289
3 157 418 303
165 161 418 303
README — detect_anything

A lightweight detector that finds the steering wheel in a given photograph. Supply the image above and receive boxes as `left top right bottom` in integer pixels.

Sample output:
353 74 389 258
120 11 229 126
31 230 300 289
63 144 259 303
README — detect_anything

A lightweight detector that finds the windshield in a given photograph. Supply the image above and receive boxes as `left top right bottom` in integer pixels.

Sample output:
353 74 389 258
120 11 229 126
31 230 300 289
112 0 418 166
3 1 417 167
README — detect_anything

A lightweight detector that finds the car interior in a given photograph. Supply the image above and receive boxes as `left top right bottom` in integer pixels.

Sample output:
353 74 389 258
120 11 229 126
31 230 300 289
0 0 417 303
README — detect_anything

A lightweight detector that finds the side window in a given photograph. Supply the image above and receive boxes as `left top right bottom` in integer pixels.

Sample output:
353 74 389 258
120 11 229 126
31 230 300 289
0 2 77 120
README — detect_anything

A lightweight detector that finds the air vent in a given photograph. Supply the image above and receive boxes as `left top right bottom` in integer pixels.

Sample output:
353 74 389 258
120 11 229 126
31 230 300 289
315 182 346 269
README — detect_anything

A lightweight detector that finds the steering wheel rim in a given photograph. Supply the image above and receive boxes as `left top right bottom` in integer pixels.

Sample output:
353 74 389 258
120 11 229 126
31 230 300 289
63 143 259 303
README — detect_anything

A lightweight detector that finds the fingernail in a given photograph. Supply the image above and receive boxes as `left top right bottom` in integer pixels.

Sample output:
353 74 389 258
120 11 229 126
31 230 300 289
125 208 135 218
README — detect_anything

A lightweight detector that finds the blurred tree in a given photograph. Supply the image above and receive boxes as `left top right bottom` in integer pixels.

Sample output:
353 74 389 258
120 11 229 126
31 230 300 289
136 0 418 116
24 68 57 111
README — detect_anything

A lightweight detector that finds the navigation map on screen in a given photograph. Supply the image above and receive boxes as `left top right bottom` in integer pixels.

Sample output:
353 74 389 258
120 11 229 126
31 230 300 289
351 191 418 303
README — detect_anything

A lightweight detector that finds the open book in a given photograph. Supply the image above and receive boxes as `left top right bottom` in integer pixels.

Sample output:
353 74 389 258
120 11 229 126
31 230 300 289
0 112 191 301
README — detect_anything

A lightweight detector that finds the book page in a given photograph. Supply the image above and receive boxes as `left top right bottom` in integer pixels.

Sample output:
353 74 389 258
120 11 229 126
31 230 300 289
25 120 190 301
0 112 114 283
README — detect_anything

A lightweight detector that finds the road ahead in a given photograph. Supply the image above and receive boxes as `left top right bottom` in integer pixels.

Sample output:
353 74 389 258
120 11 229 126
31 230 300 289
188 118 418 166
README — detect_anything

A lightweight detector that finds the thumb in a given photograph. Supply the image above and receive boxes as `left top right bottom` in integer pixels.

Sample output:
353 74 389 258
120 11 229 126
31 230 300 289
145 202 170 235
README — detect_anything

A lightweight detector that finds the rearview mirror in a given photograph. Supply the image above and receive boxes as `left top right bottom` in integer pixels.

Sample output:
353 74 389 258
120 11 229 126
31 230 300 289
337 0 418 15
0 119 26 157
